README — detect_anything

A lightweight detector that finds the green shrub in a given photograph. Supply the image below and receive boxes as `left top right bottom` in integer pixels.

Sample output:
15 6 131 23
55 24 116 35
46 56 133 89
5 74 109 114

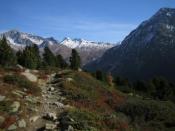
0 101 11 112
3 74 33 89
59 108 101 130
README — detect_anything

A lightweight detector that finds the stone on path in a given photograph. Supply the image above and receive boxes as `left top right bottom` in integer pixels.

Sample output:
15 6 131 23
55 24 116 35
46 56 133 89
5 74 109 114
18 119 26 128
21 69 38 82
44 112 57 121
0 95 5 101
8 124 17 130
67 125 74 131
53 102 64 109
30 116 40 123
45 123 57 130
10 101 20 113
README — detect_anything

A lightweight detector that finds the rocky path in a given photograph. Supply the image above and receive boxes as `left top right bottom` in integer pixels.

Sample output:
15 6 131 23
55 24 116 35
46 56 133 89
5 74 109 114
27 71 71 131
0 69 73 131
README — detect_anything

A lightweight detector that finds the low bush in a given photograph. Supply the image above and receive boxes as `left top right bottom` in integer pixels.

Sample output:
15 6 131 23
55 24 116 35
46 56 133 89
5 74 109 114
0 101 11 112
117 97 175 130
3 74 33 89
59 108 100 130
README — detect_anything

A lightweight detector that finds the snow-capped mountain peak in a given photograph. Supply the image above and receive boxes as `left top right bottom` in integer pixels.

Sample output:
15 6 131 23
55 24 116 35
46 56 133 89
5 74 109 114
1 30 46 46
1 30 115 50
60 37 114 49
0 30 116 54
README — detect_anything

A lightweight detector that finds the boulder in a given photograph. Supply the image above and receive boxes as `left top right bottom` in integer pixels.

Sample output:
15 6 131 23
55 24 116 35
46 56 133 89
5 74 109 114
25 96 38 104
67 125 74 131
10 101 20 113
53 102 64 109
48 87 55 92
8 124 17 130
78 68 82 72
44 113 57 121
16 64 24 70
66 78 73 82
45 123 57 130
30 116 40 123
0 95 5 101
18 119 26 128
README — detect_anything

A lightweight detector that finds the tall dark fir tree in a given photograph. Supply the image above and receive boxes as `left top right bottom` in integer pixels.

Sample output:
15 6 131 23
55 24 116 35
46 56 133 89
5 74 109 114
17 44 41 69
70 49 81 70
43 46 56 67
0 36 16 67
56 54 67 69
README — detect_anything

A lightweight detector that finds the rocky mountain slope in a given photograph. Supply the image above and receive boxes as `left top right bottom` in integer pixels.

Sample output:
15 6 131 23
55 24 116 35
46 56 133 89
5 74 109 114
85 8 175 81
1 30 115 65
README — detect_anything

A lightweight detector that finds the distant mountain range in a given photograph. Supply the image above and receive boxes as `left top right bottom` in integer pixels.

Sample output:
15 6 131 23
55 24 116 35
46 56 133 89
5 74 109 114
85 8 175 81
0 30 115 65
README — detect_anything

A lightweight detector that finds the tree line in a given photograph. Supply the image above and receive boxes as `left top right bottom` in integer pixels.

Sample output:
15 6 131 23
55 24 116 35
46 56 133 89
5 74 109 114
92 69 175 103
0 37 81 70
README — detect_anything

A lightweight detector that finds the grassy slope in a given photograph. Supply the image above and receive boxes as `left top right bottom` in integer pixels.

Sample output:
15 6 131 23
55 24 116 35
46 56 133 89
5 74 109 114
58 71 129 131
57 71 175 131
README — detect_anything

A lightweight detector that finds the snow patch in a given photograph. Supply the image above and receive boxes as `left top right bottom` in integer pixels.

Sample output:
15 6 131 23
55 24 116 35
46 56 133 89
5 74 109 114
166 12 172 17
27 37 43 45
7 37 17 45
166 24 174 31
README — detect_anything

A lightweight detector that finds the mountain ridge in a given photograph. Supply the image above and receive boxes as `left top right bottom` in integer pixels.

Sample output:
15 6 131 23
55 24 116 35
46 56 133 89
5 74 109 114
84 7 175 81
0 30 115 65
1 30 115 49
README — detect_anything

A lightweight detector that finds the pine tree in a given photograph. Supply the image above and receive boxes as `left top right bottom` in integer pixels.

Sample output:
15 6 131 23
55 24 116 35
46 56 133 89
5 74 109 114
32 44 41 68
43 46 56 67
23 46 37 69
16 50 23 65
56 54 67 69
17 44 41 69
0 37 16 67
70 49 81 70
96 70 104 81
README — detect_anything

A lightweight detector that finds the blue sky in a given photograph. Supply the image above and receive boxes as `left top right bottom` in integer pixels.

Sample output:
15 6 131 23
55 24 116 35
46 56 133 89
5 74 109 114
0 0 174 42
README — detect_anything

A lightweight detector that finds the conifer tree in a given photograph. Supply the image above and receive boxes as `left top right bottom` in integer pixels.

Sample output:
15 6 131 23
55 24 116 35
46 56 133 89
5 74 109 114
70 49 81 70
96 70 104 81
16 50 23 65
56 54 67 69
32 44 41 68
17 44 41 69
0 36 16 67
43 46 56 67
